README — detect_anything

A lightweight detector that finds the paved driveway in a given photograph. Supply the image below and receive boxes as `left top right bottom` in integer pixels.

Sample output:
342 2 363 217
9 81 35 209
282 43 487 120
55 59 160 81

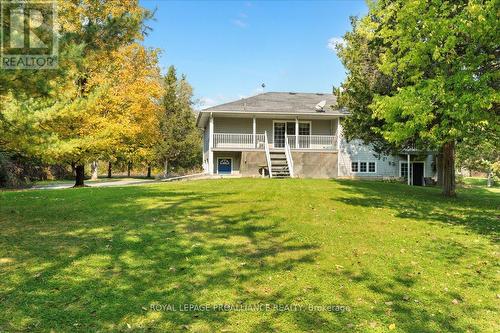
32 179 161 190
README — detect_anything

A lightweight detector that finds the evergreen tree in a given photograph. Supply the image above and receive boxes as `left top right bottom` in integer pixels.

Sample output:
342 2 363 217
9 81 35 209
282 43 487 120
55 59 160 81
158 66 202 176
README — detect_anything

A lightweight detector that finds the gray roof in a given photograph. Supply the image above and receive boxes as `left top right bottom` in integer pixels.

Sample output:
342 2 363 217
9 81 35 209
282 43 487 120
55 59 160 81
201 92 345 114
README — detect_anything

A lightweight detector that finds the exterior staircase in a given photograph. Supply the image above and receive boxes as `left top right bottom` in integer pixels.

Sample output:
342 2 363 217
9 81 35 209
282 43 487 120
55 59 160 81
269 151 290 178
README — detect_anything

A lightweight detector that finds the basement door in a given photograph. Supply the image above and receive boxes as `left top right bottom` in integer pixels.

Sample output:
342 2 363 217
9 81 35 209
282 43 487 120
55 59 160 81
217 158 232 175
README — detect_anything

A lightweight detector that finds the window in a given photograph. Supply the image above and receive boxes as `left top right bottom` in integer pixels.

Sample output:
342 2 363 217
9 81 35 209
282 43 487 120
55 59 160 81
401 162 408 178
368 162 376 173
351 161 358 172
352 161 376 173
298 122 310 135
400 162 412 179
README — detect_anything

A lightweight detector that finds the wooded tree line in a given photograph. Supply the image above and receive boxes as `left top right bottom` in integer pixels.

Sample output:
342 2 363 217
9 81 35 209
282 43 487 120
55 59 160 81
0 0 201 187
336 0 499 196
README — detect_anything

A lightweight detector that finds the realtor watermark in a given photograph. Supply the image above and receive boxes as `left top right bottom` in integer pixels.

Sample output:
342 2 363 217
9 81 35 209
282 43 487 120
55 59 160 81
149 303 351 313
1 0 58 69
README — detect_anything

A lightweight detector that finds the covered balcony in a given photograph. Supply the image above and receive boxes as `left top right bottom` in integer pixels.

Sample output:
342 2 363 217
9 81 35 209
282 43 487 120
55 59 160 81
212 132 337 150
210 116 339 151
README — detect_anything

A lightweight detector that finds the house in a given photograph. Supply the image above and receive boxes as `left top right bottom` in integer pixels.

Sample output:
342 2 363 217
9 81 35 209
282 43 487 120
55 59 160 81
196 92 436 185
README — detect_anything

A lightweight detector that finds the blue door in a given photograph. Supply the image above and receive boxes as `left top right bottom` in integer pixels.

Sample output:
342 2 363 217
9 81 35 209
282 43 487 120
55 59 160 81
217 158 232 174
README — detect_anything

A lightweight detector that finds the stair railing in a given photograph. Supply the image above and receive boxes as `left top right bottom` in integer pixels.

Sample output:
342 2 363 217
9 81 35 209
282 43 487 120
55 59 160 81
264 131 273 178
284 132 294 178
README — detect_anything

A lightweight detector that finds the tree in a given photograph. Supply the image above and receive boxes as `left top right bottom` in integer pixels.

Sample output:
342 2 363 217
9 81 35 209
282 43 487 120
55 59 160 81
334 17 398 155
157 66 201 177
456 128 499 187
1 1 163 187
337 0 499 197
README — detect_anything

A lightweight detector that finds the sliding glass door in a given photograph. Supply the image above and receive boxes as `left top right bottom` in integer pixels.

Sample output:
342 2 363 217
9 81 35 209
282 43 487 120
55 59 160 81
273 121 310 148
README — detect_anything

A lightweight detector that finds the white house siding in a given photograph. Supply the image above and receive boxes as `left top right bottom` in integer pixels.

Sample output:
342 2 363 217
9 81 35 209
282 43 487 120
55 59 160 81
311 119 332 135
256 118 274 144
214 117 253 133
338 138 436 179
338 137 398 178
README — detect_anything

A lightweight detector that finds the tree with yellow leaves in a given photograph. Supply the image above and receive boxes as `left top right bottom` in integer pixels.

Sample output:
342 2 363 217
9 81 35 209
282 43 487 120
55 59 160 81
1 0 164 187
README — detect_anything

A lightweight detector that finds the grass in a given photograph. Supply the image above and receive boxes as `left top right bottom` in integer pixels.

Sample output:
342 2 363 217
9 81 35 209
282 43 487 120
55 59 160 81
462 176 498 188
0 179 498 332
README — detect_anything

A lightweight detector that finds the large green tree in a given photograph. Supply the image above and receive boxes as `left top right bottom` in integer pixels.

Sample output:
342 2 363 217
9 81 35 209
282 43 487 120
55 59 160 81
337 0 499 196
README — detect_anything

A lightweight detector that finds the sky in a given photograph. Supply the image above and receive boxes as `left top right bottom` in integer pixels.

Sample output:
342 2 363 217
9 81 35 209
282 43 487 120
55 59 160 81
140 0 368 109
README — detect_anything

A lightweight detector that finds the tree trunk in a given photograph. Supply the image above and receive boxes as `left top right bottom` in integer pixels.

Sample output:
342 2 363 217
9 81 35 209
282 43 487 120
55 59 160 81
436 154 443 187
107 162 112 178
71 162 76 177
91 161 98 180
147 165 152 178
487 172 493 187
74 165 85 187
127 162 132 177
164 159 169 178
442 141 456 197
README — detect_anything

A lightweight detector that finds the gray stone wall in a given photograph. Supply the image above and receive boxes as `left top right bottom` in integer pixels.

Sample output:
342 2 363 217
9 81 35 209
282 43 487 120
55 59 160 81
212 150 339 178
240 151 267 177
292 152 338 178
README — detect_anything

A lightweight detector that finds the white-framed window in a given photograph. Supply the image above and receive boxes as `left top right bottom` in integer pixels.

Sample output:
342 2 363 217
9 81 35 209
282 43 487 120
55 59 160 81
351 161 358 172
400 162 412 179
368 162 376 173
352 161 377 173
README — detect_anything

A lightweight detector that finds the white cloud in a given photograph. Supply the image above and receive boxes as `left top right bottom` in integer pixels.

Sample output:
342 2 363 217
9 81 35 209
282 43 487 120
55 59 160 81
198 95 230 109
199 97 217 109
232 19 248 28
327 37 346 52
198 88 264 110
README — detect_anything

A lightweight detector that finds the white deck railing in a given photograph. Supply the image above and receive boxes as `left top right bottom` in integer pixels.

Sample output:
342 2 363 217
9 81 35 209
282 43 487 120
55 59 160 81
213 133 337 150
286 135 337 150
284 132 294 177
213 133 254 148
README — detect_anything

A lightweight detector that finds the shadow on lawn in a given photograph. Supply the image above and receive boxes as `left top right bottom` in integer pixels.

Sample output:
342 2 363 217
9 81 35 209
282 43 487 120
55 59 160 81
334 180 499 240
337 267 497 333
0 185 349 332
329 180 499 332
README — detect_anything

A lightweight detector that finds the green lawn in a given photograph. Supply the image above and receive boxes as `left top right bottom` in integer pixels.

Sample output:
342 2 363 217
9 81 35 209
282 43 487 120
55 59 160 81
0 179 498 332
462 176 498 188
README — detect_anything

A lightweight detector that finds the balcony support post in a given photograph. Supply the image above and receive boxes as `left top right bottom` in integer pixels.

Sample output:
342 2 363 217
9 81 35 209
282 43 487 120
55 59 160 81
295 117 299 149
208 114 214 175
253 116 256 148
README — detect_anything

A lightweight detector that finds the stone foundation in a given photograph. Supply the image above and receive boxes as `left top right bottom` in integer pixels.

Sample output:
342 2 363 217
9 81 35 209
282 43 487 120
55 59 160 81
240 151 267 177
212 151 338 178
291 152 338 178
